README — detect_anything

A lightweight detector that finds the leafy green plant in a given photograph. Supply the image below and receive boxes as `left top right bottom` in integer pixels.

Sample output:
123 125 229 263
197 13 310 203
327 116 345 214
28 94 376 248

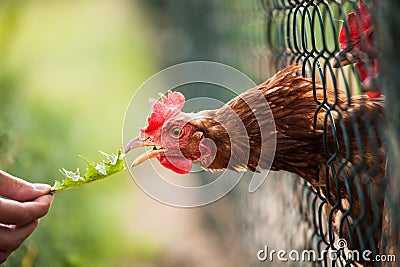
51 150 125 193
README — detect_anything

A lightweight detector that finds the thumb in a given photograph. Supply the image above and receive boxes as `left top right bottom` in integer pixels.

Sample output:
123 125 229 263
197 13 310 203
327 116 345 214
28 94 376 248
33 183 52 195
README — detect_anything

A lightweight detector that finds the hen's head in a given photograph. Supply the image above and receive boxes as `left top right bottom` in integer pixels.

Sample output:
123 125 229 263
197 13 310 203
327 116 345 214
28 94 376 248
333 0 380 97
338 0 373 52
124 91 213 174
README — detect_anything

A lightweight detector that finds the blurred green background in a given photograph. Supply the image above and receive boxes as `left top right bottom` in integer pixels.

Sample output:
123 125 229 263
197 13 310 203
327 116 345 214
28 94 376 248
0 0 161 266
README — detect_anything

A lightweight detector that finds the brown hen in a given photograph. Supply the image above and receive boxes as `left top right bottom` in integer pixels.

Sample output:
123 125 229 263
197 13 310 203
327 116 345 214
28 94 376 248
125 64 386 257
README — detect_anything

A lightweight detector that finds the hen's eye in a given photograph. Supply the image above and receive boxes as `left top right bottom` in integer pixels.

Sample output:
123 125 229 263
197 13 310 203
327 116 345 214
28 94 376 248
170 127 184 138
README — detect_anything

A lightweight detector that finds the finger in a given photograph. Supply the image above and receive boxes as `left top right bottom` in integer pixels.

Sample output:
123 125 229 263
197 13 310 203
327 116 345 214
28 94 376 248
0 170 51 201
0 195 53 225
0 220 39 252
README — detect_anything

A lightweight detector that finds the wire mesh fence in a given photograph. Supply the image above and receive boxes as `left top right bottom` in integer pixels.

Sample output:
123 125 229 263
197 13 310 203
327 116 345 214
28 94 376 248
252 0 390 266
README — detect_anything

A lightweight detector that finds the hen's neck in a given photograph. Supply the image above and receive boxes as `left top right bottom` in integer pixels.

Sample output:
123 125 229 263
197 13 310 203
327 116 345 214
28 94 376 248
197 65 332 182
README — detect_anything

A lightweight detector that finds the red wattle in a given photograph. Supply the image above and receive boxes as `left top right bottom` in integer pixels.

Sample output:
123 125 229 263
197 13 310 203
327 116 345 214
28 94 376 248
158 154 192 174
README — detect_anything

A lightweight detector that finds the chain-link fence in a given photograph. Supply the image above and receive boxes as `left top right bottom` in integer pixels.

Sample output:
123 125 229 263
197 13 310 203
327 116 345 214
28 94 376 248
245 1 393 266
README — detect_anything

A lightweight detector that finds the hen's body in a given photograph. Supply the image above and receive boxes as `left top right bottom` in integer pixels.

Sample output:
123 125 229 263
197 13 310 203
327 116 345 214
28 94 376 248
262 65 385 254
196 64 385 253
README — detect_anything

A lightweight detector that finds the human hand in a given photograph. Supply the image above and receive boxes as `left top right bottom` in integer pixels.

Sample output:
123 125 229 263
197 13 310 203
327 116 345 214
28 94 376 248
0 170 53 263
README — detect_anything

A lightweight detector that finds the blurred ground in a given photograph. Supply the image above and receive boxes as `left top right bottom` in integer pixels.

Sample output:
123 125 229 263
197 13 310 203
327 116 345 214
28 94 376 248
125 182 240 267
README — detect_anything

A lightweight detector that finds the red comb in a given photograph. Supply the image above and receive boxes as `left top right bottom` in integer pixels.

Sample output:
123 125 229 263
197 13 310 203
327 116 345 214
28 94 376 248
142 90 185 134
339 0 372 49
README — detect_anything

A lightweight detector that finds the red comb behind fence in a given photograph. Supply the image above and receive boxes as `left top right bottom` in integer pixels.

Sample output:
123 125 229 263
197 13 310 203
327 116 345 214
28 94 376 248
339 0 372 49
142 90 185 134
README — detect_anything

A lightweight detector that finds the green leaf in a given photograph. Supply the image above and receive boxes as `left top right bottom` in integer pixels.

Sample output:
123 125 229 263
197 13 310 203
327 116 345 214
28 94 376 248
51 149 125 193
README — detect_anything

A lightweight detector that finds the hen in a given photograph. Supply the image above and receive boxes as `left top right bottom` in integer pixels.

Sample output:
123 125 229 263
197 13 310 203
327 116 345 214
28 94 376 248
125 64 385 257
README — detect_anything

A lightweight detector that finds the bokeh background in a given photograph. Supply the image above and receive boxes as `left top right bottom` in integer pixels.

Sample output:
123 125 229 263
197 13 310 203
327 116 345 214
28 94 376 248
0 0 158 266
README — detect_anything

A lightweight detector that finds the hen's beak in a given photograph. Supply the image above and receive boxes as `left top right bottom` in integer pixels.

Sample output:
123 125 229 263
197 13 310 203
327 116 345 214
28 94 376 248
124 136 166 167
125 136 147 153
333 47 356 68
